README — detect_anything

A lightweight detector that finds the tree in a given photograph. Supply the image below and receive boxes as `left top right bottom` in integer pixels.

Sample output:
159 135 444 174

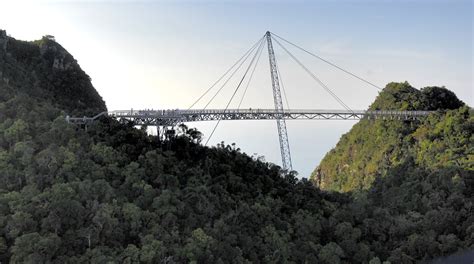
318 242 345 264
139 235 165 263
10 232 61 263
182 228 215 263
4 119 29 146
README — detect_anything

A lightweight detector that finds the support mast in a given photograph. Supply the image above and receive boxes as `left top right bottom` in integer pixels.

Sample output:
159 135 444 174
265 31 292 171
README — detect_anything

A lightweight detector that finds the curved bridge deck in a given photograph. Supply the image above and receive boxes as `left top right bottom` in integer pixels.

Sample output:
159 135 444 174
67 109 433 126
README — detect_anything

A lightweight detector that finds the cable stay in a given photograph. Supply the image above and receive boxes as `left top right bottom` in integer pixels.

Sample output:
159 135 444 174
202 36 265 110
237 37 265 109
205 36 266 146
271 36 353 112
188 35 266 110
190 31 382 169
271 32 383 91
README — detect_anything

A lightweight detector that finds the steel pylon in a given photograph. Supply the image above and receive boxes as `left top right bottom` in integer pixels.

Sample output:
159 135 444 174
265 31 292 171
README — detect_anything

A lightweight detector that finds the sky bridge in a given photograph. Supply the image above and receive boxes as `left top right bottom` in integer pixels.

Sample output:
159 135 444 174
68 109 432 127
68 31 435 171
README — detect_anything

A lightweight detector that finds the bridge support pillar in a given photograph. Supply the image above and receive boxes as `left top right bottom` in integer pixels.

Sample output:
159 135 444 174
266 31 293 171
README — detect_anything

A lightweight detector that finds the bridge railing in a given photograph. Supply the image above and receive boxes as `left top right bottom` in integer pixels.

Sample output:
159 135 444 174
108 109 432 117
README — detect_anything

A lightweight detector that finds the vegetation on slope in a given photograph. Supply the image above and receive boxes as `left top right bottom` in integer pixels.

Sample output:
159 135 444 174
0 33 472 263
0 30 106 116
2 88 472 263
311 82 471 192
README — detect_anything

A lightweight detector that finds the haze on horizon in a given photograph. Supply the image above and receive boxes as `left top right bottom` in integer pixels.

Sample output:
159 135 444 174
0 0 472 177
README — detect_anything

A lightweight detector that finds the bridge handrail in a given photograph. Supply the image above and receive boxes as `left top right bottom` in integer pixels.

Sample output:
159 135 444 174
106 109 434 117
105 108 432 119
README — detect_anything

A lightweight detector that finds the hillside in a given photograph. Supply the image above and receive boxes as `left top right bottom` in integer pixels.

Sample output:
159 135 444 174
311 82 472 192
0 30 106 116
0 33 472 263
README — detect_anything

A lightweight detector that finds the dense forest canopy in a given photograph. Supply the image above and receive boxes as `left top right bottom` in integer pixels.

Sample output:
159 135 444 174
0 31 472 263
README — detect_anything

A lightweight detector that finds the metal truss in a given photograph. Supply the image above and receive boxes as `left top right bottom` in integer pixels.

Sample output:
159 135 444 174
67 109 433 126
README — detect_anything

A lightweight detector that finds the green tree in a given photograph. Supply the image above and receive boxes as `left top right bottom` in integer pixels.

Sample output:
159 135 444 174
318 242 345 264
10 232 61 263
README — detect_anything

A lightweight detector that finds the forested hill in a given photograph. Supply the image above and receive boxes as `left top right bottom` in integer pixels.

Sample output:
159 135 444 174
0 33 472 263
311 82 472 192
0 30 106 116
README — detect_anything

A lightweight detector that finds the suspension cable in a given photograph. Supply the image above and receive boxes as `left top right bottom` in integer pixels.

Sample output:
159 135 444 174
272 36 353 112
271 32 383 91
205 38 265 146
203 36 265 110
237 37 266 109
188 35 266 109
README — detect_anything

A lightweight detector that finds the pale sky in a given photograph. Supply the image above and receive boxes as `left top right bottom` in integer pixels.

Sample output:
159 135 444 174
1 0 472 178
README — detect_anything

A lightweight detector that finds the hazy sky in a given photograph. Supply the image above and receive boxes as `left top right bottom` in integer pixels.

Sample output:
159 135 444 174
1 0 472 177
